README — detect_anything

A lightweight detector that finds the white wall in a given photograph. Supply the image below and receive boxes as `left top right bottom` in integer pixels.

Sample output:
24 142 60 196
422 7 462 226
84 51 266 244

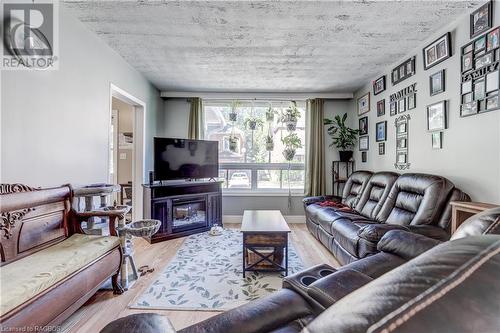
1 7 163 187
161 97 351 215
352 8 500 203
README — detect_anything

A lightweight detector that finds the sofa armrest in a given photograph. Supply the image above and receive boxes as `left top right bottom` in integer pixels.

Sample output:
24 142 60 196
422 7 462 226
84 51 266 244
101 313 176 333
406 225 450 241
306 269 373 308
377 230 442 260
357 224 409 243
303 196 327 206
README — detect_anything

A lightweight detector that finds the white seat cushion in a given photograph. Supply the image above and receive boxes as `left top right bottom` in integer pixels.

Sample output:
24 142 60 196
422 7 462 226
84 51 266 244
0 234 119 316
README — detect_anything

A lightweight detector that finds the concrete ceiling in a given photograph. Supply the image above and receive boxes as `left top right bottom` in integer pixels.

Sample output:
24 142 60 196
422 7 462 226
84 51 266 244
63 1 482 93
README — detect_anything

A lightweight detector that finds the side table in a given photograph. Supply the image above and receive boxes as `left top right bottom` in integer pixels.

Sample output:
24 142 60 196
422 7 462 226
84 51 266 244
450 201 500 234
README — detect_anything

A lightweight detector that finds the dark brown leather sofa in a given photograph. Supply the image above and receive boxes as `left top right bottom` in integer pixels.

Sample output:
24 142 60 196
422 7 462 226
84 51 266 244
304 171 470 264
0 184 125 330
101 208 500 333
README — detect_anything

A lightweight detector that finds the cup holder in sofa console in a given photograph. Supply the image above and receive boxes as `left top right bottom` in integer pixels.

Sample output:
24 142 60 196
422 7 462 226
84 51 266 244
300 276 318 286
319 269 335 277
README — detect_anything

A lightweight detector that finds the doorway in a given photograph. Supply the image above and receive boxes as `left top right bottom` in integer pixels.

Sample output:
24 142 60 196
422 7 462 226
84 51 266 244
109 84 146 222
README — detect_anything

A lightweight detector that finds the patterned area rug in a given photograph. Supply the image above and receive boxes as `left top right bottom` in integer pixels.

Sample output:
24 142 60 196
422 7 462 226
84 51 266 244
130 229 305 311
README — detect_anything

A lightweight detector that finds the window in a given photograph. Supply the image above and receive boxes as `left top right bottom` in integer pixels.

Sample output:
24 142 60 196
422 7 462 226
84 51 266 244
204 100 306 193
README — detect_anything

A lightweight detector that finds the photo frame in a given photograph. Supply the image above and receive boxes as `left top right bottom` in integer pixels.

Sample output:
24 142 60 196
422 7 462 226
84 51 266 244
359 116 369 135
487 27 500 51
427 101 447 131
430 69 445 96
376 121 387 142
359 136 369 151
461 101 478 117
390 101 397 116
358 92 370 115
378 143 385 155
423 32 451 70
394 114 410 170
373 76 386 95
470 1 492 38
398 98 406 113
361 152 367 163
407 94 416 110
432 132 443 149
391 56 416 85
377 99 385 117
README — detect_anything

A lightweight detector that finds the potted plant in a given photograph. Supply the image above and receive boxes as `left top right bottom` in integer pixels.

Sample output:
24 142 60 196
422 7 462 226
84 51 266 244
265 107 277 122
280 101 301 131
323 113 360 162
281 132 302 161
244 117 264 130
229 100 240 122
228 135 239 152
265 135 274 151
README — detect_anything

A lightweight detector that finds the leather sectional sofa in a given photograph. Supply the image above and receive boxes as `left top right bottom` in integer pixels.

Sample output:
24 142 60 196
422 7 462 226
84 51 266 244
303 171 470 264
101 208 500 333
0 184 125 330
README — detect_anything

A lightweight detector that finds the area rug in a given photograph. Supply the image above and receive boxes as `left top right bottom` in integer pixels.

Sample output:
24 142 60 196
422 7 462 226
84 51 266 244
130 229 305 311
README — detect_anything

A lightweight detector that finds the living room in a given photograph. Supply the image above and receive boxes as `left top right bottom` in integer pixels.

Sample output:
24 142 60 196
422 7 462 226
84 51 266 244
1 1 499 332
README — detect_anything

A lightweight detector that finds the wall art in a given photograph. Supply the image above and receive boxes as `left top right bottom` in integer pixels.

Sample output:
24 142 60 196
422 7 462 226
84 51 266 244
432 132 443 149
359 116 368 135
461 27 500 117
470 1 492 38
423 33 451 70
376 121 387 142
430 69 445 96
391 56 416 85
361 152 367 163
377 99 385 117
373 76 386 95
358 92 370 115
378 143 385 155
359 136 369 151
389 83 417 115
394 114 410 170
427 101 447 131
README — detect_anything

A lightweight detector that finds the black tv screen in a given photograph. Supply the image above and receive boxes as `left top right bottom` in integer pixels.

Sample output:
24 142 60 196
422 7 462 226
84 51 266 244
154 138 219 180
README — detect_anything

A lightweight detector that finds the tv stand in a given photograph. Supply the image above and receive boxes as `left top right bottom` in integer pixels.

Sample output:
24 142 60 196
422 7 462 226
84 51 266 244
142 180 223 243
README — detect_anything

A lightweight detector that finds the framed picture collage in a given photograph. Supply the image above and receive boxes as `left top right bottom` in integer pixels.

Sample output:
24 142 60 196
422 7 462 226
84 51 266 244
461 26 500 117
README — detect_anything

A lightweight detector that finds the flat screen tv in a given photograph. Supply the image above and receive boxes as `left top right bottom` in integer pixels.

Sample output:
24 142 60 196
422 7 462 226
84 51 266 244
154 138 219 181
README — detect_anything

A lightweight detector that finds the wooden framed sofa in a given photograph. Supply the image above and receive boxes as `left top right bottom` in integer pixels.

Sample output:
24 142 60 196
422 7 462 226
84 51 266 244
0 184 125 330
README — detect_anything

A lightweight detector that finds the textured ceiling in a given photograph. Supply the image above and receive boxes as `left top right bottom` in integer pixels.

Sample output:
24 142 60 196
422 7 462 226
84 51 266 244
63 0 482 93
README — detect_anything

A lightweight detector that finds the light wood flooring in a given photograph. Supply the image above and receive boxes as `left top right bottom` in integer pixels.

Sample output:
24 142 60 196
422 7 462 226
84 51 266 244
64 223 340 332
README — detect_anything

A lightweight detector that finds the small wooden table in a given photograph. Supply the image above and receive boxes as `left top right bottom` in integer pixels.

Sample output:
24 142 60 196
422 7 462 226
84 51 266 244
450 201 500 234
241 210 291 278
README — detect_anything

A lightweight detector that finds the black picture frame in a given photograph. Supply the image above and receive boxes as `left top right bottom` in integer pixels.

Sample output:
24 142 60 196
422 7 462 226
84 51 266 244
373 76 386 95
390 101 397 116
377 99 385 117
432 132 443 149
423 32 452 70
427 101 447 131
361 152 367 163
359 116 368 135
378 142 385 155
430 69 446 96
376 121 387 142
470 1 493 38
359 136 369 151
391 57 416 85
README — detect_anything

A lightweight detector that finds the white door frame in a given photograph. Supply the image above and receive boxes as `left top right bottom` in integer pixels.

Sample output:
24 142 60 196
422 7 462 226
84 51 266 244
109 83 146 221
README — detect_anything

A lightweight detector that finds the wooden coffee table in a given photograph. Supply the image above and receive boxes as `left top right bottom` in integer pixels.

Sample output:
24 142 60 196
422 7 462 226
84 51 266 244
241 210 291 277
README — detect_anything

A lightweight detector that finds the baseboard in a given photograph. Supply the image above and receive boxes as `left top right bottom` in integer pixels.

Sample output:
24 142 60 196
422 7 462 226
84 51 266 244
222 215 305 224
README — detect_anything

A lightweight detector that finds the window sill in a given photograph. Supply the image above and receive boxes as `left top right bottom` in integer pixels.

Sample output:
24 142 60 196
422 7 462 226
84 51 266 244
222 191 305 197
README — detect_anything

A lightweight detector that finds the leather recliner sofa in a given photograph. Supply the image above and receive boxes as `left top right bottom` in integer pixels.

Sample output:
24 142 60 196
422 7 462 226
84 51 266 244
100 208 500 333
304 171 470 264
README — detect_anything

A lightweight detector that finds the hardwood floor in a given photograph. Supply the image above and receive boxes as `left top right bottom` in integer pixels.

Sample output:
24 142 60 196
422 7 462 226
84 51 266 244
64 223 340 332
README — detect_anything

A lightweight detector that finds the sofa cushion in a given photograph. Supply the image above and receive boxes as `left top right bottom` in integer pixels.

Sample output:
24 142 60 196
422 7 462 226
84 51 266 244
0 234 120 316
305 204 325 224
341 171 372 208
355 172 399 220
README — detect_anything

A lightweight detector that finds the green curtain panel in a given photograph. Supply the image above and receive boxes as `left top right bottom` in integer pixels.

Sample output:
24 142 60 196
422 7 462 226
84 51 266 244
188 97 204 139
305 98 326 196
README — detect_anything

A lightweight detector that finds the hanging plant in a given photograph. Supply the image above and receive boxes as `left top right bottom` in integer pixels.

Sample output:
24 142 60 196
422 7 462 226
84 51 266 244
229 100 240 122
280 101 301 131
244 117 264 130
228 135 239 152
265 107 278 122
281 132 302 161
265 135 275 151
